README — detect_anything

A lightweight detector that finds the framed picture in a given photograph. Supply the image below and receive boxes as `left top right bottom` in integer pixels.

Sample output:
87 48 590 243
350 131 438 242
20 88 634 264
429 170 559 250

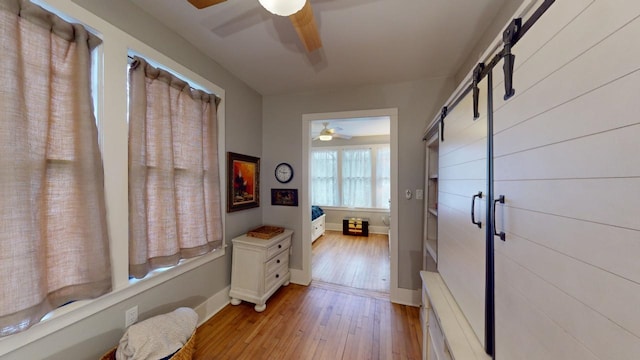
227 152 260 212
271 189 298 207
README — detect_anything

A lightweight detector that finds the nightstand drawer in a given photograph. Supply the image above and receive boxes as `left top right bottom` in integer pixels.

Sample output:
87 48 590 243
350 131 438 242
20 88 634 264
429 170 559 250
266 250 289 276
265 263 289 291
266 237 290 259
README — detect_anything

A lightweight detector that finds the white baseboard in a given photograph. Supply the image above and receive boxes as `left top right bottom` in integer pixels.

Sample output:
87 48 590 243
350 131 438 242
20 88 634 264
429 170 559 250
390 287 421 307
290 268 311 286
194 285 231 326
325 223 389 235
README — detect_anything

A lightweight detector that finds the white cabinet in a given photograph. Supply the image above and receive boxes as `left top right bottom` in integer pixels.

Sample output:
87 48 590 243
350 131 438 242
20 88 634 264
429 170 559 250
421 271 490 360
311 214 325 243
229 229 292 312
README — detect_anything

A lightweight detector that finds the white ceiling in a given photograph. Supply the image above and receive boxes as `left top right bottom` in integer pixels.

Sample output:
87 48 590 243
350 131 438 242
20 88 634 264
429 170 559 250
130 0 510 96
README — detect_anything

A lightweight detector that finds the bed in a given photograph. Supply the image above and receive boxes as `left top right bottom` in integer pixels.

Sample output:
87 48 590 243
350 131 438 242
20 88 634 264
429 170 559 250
311 205 326 243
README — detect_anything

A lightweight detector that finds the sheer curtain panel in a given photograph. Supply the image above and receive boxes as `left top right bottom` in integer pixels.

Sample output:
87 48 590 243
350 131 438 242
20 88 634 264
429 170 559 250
0 0 111 337
376 145 391 208
311 150 339 206
342 148 372 208
128 57 223 279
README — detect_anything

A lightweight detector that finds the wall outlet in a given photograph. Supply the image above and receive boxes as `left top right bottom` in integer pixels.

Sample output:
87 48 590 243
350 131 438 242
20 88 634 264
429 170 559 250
125 305 138 327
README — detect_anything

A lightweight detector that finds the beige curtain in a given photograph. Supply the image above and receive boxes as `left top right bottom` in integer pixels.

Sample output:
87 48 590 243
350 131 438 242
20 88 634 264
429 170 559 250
0 0 111 337
128 57 223 279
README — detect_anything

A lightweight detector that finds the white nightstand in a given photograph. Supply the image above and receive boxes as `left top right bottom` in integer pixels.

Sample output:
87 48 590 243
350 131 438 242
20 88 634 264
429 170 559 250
229 229 293 312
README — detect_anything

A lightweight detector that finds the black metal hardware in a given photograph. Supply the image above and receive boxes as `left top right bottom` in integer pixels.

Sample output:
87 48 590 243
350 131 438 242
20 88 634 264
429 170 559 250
277 259 281 264
276 274 280 278
440 106 448 141
278 244 282 249
471 191 483 228
484 70 496 356
502 18 521 100
472 63 485 119
426 0 555 129
493 195 506 241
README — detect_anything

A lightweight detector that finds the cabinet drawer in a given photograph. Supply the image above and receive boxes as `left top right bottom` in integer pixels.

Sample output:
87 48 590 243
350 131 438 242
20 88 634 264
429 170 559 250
266 237 290 259
265 264 288 291
266 250 289 276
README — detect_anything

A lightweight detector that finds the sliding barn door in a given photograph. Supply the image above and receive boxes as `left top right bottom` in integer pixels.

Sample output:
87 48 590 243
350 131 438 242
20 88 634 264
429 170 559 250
437 82 488 346
492 1 640 358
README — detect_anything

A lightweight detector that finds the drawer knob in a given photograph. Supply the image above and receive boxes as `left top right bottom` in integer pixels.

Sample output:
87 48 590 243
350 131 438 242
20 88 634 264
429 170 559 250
278 244 282 249
276 274 280 278
277 259 281 264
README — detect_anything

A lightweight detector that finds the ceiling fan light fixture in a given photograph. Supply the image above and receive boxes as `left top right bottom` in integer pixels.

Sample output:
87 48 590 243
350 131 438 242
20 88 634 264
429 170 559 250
258 0 305 16
318 134 332 141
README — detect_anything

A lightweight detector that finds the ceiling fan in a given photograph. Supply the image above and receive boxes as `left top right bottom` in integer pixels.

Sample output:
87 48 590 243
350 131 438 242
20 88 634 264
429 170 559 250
186 0 322 52
313 122 352 141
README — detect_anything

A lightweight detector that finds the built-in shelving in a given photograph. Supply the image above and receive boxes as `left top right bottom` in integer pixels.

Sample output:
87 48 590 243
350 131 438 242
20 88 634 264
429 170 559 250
423 131 439 268
425 238 438 263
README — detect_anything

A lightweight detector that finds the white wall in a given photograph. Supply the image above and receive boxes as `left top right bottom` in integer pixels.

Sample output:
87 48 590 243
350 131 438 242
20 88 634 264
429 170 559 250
262 78 455 290
2 0 262 358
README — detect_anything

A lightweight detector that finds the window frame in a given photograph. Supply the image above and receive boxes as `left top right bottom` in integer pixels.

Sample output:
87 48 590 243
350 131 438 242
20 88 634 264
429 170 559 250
0 0 226 354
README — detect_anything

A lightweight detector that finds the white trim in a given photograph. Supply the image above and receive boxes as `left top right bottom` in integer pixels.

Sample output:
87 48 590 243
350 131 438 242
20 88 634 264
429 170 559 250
0 249 225 356
290 268 312 286
390 288 421 307
194 285 231 327
302 108 399 302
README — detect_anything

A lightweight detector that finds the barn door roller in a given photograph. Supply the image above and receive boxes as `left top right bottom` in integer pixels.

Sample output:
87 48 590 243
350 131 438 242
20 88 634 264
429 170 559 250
434 0 555 142
502 18 522 101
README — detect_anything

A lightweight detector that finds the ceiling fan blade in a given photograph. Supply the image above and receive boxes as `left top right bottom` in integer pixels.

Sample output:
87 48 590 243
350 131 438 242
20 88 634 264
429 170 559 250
289 1 322 52
187 0 227 9
333 133 352 140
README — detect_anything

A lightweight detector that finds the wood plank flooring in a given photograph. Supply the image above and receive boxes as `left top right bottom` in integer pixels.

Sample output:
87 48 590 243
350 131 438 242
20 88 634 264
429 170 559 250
312 230 390 293
194 282 422 359
193 230 419 359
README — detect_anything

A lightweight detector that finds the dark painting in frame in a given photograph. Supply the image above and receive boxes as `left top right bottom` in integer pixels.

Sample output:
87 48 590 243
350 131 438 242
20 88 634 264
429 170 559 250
227 152 260 212
271 188 298 207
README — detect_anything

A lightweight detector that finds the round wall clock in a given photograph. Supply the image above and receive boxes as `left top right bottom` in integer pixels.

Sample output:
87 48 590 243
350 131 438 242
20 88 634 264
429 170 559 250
275 162 294 183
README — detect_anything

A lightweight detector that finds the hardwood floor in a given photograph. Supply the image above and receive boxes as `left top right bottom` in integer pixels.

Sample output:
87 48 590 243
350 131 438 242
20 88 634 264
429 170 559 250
312 230 390 293
194 282 422 359
193 230 420 359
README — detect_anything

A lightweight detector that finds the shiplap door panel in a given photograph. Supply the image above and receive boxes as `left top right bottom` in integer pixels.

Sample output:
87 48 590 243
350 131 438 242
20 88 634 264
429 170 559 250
492 1 640 359
437 83 487 346
492 1 640 135
439 90 488 162
503 207 640 284
494 69 640 158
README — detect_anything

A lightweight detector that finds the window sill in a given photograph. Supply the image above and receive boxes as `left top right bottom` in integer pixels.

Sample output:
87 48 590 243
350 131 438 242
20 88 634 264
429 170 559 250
0 247 226 356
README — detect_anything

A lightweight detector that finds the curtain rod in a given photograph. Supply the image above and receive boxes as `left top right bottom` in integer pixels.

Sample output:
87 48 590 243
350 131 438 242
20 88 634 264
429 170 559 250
426 0 555 142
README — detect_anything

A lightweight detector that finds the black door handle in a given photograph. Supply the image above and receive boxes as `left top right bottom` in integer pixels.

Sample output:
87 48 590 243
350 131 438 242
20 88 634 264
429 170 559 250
493 195 506 241
471 191 483 228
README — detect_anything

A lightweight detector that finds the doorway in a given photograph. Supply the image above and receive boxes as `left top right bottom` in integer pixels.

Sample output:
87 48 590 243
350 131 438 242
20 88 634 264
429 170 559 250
300 108 401 301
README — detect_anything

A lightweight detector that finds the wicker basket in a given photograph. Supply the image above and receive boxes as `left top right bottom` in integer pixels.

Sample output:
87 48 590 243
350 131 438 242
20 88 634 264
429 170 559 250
247 225 284 239
100 331 196 360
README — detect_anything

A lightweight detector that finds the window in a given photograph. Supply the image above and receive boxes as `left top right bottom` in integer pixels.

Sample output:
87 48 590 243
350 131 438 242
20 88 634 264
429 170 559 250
0 1 110 337
375 145 391 208
342 148 373 207
128 56 223 279
311 145 390 209
311 150 340 206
